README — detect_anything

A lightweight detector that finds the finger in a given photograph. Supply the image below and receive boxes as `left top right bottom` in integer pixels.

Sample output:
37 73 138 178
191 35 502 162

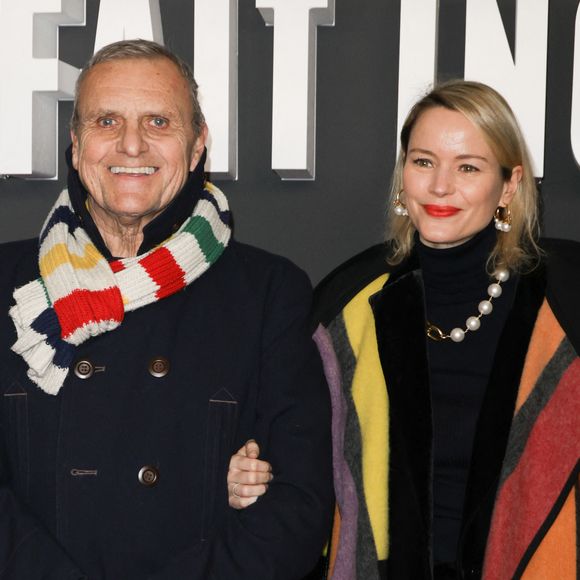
227 471 272 486
229 445 249 467
229 495 258 510
228 469 273 485
229 482 269 498
244 439 260 459
229 456 272 473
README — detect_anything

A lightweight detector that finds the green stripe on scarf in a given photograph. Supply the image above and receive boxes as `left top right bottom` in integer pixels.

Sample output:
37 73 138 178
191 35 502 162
184 215 225 264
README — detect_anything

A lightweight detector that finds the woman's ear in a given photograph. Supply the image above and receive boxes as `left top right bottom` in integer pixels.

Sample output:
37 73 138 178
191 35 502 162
500 165 523 206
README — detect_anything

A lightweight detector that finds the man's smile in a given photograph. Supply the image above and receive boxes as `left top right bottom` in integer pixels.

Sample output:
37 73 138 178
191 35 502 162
109 165 158 175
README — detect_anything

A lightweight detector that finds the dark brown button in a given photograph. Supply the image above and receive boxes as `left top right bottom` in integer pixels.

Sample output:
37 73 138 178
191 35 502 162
149 357 169 378
74 360 94 379
138 466 159 487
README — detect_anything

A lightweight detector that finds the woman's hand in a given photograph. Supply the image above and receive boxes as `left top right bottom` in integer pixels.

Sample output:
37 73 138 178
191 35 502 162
227 439 273 509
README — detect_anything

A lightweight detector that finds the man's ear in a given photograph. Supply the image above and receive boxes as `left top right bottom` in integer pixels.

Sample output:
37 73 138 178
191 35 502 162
189 124 208 172
500 165 523 206
70 129 79 169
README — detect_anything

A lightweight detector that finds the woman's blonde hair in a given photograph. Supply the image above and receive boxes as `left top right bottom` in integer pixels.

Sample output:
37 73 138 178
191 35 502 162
386 80 541 273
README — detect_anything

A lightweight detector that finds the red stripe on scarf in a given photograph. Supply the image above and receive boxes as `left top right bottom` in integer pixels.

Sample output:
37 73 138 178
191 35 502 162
139 247 186 299
54 287 125 339
109 260 126 274
483 358 580 579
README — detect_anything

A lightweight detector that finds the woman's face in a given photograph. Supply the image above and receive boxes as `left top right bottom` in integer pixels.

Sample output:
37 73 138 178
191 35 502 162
402 107 521 249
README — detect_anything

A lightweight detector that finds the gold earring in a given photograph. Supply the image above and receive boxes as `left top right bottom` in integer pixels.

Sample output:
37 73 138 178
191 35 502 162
494 205 512 232
393 190 408 217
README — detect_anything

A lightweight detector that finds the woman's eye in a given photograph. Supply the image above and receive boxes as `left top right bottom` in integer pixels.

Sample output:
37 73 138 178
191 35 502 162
460 164 479 173
413 158 432 168
150 117 168 128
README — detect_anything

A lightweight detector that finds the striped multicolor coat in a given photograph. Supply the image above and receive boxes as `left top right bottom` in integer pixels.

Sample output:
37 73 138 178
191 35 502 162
314 239 580 580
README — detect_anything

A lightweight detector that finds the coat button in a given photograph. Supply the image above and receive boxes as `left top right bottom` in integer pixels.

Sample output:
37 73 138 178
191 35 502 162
149 357 169 378
138 466 159 487
74 360 94 379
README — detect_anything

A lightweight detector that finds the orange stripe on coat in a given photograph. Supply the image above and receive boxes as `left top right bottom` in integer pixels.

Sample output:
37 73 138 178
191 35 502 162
515 300 564 413
483 359 580 579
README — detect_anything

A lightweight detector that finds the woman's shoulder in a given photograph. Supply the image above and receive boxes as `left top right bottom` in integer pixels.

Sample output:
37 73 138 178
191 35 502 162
541 237 580 265
541 237 580 352
540 237 580 292
313 244 392 327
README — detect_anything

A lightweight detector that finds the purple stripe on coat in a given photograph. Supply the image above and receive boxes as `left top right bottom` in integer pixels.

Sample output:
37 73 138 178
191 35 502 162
313 325 359 580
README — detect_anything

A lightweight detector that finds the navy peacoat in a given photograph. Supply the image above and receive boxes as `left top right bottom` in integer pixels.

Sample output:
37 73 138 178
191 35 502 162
0 236 333 579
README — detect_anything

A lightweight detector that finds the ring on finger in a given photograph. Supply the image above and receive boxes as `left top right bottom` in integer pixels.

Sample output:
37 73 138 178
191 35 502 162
232 482 242 499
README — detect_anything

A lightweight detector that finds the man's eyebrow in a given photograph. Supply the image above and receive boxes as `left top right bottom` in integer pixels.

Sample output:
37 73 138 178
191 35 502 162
83 109 117 120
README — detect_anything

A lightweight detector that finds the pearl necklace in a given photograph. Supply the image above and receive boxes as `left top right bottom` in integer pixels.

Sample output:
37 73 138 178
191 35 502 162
425 268 510 342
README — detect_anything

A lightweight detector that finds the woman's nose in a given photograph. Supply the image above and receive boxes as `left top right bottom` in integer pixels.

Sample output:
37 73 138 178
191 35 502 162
429 166 454 196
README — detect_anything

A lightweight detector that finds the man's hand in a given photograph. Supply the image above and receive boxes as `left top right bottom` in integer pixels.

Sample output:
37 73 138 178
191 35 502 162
227 440 273 509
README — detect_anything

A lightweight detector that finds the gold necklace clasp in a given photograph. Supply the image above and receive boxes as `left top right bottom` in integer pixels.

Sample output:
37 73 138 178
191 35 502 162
426 322 447 341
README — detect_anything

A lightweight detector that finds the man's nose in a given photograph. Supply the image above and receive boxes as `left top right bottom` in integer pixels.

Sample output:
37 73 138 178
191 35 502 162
429 166 454 197
116 121 149 156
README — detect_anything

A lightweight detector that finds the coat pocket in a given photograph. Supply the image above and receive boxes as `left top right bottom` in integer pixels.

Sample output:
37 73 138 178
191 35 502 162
2 382 30 501
200 388 238 541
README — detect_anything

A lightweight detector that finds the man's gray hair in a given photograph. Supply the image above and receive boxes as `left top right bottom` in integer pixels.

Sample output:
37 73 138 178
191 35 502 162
70 39 205 136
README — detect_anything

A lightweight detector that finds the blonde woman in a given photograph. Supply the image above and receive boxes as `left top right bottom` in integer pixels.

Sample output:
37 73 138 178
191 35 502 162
229 81 580 580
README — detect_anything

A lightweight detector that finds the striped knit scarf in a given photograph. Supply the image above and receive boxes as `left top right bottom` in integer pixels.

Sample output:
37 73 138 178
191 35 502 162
9 182 231 396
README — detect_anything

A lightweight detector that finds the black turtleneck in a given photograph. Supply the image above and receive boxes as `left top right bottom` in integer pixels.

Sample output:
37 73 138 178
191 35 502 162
65 146 207 260
416 222 517 565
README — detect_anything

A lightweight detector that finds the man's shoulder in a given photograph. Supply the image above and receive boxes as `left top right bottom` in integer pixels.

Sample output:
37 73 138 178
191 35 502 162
313 244 391 327
0 237 38 279
0 236 38 255
223 239 313 293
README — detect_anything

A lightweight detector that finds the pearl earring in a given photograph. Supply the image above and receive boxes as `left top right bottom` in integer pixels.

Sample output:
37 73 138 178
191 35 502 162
393 190 408 217
494 205 512 232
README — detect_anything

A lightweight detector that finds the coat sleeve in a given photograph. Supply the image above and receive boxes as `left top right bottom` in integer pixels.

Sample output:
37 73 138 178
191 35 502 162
150 261 334 580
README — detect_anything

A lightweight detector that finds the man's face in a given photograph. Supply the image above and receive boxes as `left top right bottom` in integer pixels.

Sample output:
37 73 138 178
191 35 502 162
71 57 206 225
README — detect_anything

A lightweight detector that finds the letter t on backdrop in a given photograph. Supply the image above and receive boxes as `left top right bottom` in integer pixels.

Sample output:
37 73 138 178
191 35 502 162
0 0 84 178
257 0 335 180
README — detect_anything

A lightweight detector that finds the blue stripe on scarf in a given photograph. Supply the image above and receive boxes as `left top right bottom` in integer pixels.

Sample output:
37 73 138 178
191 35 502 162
39 205 81 246
53 340 75 370
30 307 75 369
199 189 231 225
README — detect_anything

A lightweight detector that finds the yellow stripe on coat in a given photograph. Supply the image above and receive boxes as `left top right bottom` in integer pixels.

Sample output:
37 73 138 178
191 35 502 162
343 273 390 560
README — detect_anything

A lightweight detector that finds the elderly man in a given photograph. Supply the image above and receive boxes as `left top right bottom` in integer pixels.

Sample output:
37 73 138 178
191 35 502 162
0 40 332 579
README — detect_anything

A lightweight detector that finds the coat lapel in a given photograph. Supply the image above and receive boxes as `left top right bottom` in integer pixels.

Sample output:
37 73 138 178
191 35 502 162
371 267 433 578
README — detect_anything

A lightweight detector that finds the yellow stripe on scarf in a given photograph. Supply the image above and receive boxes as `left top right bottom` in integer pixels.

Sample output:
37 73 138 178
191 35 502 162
40 242 105 278
343 273 390 560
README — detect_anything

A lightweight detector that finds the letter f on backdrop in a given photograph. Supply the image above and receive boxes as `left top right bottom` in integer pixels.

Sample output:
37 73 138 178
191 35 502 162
0 0 84 178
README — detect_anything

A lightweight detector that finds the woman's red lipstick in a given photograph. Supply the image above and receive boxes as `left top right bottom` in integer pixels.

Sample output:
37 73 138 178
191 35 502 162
423 204 461 217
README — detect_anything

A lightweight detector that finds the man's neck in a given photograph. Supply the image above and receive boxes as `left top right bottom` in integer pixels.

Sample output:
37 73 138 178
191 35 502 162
87 200 154 258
